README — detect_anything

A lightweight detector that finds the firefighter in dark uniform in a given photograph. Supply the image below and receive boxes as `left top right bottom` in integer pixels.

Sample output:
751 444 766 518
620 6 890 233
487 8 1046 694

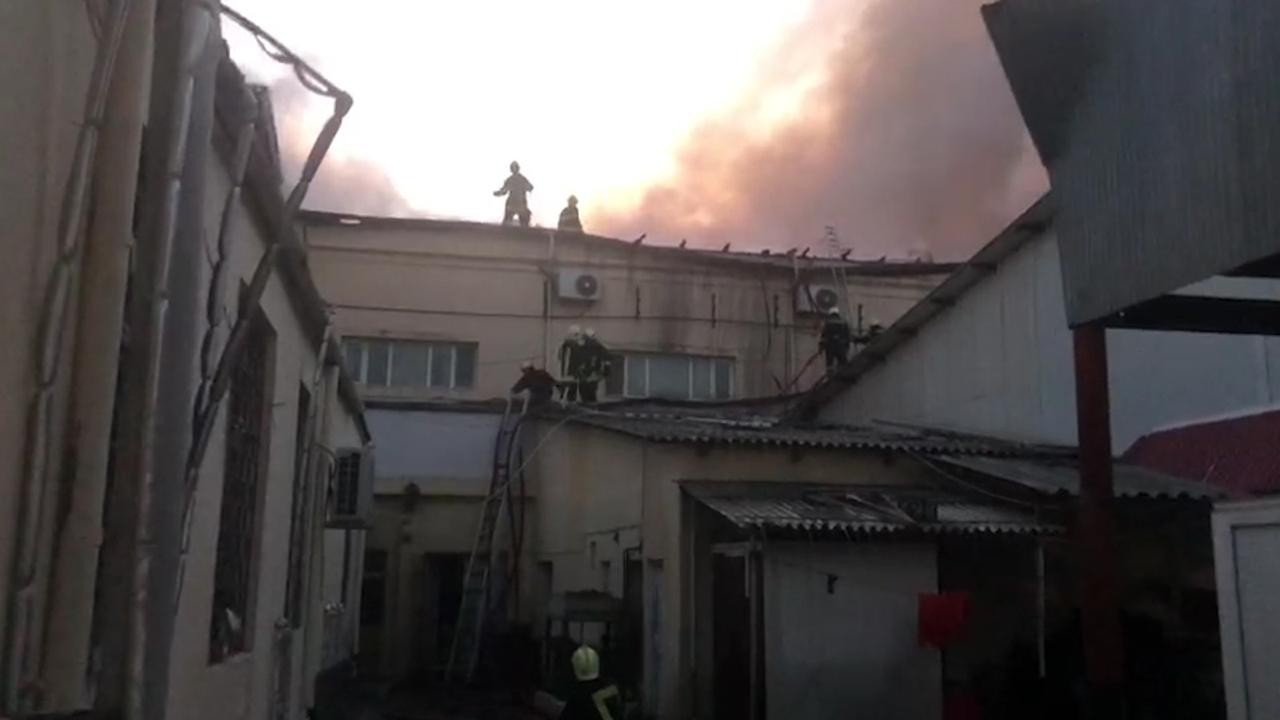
578 328 610 403
558 326 586 402
511 361 557 407
494 160 534 227
560 645 624 720
819 307 852 372
559 195 584 232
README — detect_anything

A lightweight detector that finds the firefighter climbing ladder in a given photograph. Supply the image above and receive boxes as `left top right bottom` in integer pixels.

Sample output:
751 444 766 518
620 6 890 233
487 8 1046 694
445 397 527 683
824 225 858 328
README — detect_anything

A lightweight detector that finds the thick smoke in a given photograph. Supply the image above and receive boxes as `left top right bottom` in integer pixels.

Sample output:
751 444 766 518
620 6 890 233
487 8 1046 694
265 76 411 217
594 0 1047 259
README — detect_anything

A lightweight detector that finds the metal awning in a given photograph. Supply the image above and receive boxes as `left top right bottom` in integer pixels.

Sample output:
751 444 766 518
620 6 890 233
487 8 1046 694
683 482 1060 537
935 455 1225 500
985 0 1280 328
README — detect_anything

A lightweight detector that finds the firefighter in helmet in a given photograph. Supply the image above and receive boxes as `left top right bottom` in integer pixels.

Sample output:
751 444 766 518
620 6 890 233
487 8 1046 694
560 645 623 720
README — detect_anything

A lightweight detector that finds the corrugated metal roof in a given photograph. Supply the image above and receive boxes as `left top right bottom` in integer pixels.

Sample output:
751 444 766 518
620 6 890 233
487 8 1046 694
936 455 1224 500
988 0 1280 326
569 410 1064 457
685 482 1058 536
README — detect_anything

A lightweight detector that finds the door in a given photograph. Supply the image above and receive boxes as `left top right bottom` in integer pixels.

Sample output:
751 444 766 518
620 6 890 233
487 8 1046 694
1213 497 1280 720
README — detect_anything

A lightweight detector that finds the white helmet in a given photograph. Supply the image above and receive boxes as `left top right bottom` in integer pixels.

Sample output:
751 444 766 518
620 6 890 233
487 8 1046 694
520 360 534 370
567 324 582 338
584 327 597 338
828 307 841 316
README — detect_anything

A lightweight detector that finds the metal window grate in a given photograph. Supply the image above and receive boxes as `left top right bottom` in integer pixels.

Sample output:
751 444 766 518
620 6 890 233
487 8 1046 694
210 313 271 662
333 451 361 517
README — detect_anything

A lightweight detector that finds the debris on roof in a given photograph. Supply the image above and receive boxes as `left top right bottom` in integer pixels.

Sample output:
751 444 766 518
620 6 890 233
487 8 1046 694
935 454 1224 501
683 481 1060 536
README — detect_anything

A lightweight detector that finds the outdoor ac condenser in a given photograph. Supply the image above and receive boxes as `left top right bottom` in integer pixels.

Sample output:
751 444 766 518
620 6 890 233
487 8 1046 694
557 269 603 301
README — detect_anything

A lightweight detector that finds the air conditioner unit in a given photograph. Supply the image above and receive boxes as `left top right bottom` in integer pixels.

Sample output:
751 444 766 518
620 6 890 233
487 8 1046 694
796 282 843 315
557 269 602 301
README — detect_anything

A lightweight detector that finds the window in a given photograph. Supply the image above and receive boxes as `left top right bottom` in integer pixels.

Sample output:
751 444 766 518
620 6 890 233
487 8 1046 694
342 337 476 390
611 352 734 400
332 450 362 517
210 310 273 662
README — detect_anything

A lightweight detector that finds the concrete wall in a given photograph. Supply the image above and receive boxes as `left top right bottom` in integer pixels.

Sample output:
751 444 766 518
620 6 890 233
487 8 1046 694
305 221 943 402
0 3 122 710
764 542 940 720
161 116 362 720
522 423 941 719
359 408 528 677
821 228 1280 450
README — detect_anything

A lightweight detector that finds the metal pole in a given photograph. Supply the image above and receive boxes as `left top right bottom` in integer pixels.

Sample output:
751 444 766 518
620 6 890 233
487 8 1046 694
1071 325 1125 719
1036 538 1047 679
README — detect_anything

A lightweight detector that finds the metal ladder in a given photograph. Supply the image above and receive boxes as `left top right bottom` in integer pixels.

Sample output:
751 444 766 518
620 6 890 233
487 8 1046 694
445 397 527 683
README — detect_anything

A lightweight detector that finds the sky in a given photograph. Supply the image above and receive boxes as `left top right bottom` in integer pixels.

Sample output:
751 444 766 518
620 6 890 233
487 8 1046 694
226 0 1047 259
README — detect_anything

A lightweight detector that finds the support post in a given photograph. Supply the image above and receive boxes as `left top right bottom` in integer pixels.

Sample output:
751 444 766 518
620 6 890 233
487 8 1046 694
1071 325 1125 719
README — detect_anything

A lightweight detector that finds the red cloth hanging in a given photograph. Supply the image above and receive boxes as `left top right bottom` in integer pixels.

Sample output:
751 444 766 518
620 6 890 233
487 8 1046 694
918 591 973 648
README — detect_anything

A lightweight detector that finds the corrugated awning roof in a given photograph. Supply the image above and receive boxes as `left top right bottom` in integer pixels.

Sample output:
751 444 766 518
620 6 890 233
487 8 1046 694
684 482 1060 537
935 455 1224 500
568 411 1065 457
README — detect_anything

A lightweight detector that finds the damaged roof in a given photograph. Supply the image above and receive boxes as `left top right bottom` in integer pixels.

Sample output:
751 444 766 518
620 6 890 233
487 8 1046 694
300 210 960 278
563 410 1218 501
567 409 1065 457
684 481 1060 536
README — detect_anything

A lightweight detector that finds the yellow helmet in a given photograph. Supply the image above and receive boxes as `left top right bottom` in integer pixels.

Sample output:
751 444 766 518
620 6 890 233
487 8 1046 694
571 645 600 681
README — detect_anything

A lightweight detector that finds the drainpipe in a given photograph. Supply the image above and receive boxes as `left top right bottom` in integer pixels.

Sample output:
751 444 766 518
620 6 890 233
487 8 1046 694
42 0 155 710
1071 325 1124 719
126 1 220 718
302 361 340 709
544 232 556 369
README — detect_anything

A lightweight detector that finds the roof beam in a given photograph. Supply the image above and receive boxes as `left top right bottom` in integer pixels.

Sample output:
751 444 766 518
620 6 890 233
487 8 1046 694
1102 294 1280 335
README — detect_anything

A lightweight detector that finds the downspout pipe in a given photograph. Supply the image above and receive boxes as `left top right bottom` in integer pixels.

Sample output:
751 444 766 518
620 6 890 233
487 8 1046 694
127 1 219 718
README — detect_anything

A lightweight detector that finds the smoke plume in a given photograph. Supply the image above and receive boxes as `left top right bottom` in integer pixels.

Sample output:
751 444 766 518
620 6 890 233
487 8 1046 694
265 76 411 217
594 0 1047 259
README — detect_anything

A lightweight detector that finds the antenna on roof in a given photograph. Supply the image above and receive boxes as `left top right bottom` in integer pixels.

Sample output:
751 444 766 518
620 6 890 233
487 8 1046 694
722 243 731 252
631 233 646 245
800 247 810 258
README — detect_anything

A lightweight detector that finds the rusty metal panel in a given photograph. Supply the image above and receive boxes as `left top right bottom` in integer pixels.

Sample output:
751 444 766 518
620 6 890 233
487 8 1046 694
986 0 1280 326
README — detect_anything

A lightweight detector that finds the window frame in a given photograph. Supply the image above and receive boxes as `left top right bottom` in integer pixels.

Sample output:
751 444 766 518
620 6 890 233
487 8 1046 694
343 337 477 391
611 352 734 401
209 306 275 663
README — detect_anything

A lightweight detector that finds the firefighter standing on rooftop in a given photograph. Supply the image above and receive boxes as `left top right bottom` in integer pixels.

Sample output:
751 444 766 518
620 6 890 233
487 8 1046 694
559 645 624 720
819 307 852 372
558 195 584 232
494 161 534 227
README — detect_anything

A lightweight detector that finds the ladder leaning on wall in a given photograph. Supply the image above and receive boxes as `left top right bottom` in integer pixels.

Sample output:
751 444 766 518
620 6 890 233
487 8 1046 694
445 397 527 684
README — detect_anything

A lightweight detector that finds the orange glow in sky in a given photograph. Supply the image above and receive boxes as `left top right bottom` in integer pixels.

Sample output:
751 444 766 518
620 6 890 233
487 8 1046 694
226 0 830 227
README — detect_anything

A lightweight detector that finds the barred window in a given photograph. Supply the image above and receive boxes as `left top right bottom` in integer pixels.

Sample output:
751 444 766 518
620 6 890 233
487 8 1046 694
333 450 362 517
342 337 476 390
210 310 273 662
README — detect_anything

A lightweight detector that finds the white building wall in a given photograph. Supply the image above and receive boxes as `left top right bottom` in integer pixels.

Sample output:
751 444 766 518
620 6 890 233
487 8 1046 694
764 543 940 720
163 118 344 720
822 229 1280 450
